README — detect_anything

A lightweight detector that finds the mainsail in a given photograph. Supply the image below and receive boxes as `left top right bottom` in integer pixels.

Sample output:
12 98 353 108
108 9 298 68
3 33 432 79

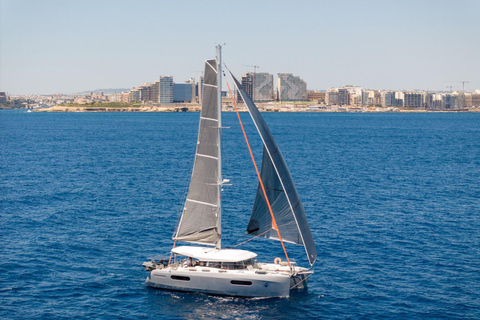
173 59 220 245
231 73 317 266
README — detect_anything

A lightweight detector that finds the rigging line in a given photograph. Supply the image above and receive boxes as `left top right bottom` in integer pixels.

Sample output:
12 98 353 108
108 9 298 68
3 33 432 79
227 228 272 249
289 272 313 290
168 240 177 266
224 74 291 267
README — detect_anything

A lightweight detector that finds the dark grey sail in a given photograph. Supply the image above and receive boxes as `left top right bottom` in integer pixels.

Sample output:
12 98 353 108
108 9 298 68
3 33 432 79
173 59 220 245
230 72 317 266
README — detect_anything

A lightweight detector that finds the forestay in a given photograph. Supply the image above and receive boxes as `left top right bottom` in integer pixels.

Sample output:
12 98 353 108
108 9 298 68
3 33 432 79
173 59 220 245
230 73 317 266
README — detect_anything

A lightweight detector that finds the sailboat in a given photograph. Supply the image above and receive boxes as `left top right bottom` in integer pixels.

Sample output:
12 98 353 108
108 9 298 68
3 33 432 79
143 45 317 298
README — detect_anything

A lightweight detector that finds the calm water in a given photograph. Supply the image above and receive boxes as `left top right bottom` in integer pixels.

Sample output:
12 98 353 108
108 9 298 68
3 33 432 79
1 110 479 319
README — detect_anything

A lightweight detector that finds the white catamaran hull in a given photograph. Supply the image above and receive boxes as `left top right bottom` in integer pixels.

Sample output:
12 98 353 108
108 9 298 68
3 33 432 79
145 261 313 298
143 48 317 298
146 267 291 298
257 263 313 291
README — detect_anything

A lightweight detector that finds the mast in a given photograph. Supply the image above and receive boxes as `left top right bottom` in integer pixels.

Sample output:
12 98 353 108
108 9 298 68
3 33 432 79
216 44 222 249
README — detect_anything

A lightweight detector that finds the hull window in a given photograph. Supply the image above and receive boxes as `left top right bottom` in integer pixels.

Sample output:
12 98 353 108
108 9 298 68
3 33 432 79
171 276 190 281
230 280 253 286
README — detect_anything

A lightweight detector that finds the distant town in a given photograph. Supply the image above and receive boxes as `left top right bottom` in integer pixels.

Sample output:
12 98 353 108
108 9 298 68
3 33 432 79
1 72 479 112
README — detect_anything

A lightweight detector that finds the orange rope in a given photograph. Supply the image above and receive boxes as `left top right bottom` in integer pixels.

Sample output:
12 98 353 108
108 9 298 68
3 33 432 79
225 78 291 266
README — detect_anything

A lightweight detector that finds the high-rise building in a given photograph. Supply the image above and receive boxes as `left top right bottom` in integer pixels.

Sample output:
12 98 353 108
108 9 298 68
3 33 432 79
197 76 204 103
395 92 404 106
130 88 141 103
159 76 173 103
338 88 350 105
139 83 151 102
344 85 363 106
151 80 160 102
432 93 444 109
403 92 423 108
173 83 194 103
246 72 274 102
128 81 160 103
239 72 274 102
455 92 466 108
443 94 457 109
186 78 196 103
465 93 480 107
423 92 433 109
381 91 396 106
276 73 307 102
365 90 381 106
326 87 349 105
240 73 254 101
473 93 480 106
325 88 339 105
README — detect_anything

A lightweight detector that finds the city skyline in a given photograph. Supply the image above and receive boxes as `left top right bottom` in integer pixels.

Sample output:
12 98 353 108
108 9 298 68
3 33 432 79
1 0 479 95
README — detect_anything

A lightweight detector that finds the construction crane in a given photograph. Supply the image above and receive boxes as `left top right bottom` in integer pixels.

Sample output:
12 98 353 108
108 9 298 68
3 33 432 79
243 65 260 74
444 81 470 92
242 65 260 100
446 86 453 93
460 81 469 92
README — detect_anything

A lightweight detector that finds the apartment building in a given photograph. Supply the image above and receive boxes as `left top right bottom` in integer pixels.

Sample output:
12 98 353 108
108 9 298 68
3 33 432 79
159 76 173 103
276 73 307 101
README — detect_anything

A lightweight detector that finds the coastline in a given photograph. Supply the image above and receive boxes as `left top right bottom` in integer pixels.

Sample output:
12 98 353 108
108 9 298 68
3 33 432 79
32 103 480 113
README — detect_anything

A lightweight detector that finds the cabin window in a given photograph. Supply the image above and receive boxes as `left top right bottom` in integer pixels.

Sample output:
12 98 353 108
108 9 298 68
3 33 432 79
171 275 190 281
230 280 252 286
206 262 221 268
221 259 256 270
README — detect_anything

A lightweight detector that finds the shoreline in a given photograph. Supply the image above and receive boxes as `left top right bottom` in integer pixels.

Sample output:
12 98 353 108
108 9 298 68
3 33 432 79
31 104 480 113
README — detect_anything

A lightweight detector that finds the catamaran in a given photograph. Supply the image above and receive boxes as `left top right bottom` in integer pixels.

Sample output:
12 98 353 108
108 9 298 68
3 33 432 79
143 45 317 298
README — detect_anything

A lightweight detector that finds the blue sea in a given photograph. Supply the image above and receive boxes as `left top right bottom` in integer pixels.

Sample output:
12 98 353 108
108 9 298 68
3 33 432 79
1 110 479 319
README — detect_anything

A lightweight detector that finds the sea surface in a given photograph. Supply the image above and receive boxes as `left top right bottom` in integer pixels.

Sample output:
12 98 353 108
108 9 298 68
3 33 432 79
1 110 479 319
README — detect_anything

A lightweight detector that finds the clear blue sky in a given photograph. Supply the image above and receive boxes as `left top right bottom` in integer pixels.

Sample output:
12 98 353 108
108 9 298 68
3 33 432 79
1 0 479 95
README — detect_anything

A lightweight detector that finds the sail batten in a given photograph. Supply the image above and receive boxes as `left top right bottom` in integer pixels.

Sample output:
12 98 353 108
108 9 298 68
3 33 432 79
203 84 217 88
200 117 218 122
230 72 317 266
186 199 218 207
173 59 220 245
197 154 219 160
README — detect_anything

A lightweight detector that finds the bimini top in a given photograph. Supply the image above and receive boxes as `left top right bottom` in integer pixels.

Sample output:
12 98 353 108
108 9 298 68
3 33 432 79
171 246 257 262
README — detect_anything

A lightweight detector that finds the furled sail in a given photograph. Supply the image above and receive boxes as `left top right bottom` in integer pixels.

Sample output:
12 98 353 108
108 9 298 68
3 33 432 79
230 72 317 266
173 59 220 245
